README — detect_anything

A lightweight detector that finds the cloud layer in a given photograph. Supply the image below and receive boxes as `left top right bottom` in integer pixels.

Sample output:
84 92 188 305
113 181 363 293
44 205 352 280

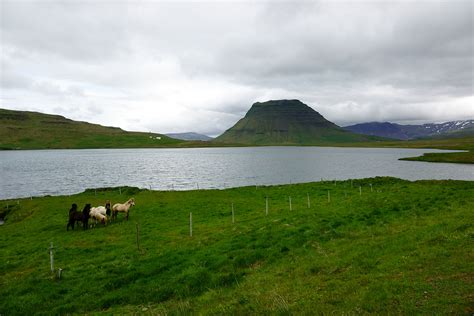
1 0 473 135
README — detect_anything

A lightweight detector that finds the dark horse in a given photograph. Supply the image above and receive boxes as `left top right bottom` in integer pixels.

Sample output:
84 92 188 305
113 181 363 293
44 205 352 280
105 200 111 217
67 203 91 231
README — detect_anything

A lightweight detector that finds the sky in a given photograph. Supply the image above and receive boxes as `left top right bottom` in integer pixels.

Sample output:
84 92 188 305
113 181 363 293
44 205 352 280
1 0 473 136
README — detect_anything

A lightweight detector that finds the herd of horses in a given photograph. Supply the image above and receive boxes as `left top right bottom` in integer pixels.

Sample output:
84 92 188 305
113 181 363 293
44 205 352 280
67 198 135 231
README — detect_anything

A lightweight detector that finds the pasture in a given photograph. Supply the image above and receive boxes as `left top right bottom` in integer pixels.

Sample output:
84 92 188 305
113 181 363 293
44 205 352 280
0 178 473 314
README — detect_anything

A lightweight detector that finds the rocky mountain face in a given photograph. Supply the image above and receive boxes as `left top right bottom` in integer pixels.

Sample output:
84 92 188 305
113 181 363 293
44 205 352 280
344 120 474 140
215 100 378 145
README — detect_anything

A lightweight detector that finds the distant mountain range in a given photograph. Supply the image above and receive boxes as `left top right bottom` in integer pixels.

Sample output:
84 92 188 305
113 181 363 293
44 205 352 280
215 99 380 145
344 120 474 140
165 132 213 141
2 106 472 150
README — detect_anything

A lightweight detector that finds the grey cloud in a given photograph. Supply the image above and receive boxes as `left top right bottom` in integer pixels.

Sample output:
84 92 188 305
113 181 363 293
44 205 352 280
0 0 473 135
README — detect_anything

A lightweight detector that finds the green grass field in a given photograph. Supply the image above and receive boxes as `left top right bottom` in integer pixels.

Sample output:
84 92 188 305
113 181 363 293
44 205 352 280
1 178 473 314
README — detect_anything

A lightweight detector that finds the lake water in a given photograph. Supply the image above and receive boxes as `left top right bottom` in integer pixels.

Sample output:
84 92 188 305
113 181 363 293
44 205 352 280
0 147 473 199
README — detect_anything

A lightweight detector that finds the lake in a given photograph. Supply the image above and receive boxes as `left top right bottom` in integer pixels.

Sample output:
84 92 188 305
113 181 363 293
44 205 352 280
0 147 473 199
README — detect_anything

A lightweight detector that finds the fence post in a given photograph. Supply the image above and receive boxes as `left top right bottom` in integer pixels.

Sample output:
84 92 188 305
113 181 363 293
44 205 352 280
370 183 373 192
359 186 362 196
119 187 122 195
136 223 140 251
289 196 292 211
265 197 268 216
232 203 235 223
49 242 54 273
328 191 331 203
189 212 193 237
307 193 310 208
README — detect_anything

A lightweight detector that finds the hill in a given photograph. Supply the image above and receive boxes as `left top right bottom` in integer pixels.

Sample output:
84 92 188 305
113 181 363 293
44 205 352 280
165 132 213 141
0 178 472 314
344 120 474 140
0 108 185 149
215 100 380 145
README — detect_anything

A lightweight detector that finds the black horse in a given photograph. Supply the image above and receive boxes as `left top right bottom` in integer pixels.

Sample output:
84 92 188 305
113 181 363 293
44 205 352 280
105 200 111 217
67 203 79 231
67 203 91 231
81 204 91 229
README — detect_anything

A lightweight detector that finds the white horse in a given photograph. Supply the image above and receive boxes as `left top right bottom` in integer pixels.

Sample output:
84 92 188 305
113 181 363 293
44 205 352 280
112 198 135 221
89 206 108 227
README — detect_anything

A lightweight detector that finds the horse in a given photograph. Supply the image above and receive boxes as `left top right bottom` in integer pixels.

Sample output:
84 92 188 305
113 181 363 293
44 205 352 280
67 203 79 231
112 198 135 221
89 207 108 227
67 203 91 230
81 204 91 230
90 205 109 227
105 200 111 217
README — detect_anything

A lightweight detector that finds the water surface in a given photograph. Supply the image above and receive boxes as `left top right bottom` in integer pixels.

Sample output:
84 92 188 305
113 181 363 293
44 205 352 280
0 147 472 199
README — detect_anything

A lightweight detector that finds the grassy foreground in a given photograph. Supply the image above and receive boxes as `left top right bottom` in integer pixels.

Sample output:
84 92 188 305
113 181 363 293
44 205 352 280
1 178 473 315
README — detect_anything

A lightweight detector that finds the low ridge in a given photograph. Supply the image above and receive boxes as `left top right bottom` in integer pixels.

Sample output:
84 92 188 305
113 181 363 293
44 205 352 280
0 108 183 149
215 99 379 145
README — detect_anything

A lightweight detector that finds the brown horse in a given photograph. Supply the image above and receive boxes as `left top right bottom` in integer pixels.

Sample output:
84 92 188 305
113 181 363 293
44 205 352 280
67 204 91 231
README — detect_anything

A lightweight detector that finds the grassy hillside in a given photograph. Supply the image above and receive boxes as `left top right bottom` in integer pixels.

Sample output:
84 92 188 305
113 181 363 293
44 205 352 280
394 133 474 164
399 151 474 164
339 136 474 164
215 100 382 145
1 178 473 314
0 108 186 149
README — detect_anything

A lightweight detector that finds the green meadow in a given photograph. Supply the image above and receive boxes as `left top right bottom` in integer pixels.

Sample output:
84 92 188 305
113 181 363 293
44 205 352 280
1 178 473 314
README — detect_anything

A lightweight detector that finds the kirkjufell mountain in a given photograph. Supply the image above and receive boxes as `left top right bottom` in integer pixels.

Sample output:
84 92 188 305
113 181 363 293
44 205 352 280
215 100 380 145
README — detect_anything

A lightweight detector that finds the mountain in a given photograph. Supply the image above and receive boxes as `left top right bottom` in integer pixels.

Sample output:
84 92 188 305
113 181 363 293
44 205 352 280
215 99 380 145
165 132 213 141
0 108 184 149
344 120 474 140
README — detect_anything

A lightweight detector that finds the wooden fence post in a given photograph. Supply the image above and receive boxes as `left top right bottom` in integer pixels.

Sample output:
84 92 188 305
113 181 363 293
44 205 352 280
49 242 54 273
232 203 235 223
136 223 140 251
265 197 268 216
189 212 193 237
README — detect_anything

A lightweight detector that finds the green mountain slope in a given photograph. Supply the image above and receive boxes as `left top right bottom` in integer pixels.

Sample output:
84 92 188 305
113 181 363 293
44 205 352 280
215 100 382 145
0 108 185 149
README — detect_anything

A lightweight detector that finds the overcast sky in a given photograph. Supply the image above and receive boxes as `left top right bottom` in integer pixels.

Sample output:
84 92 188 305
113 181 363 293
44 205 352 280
1 0 473 136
